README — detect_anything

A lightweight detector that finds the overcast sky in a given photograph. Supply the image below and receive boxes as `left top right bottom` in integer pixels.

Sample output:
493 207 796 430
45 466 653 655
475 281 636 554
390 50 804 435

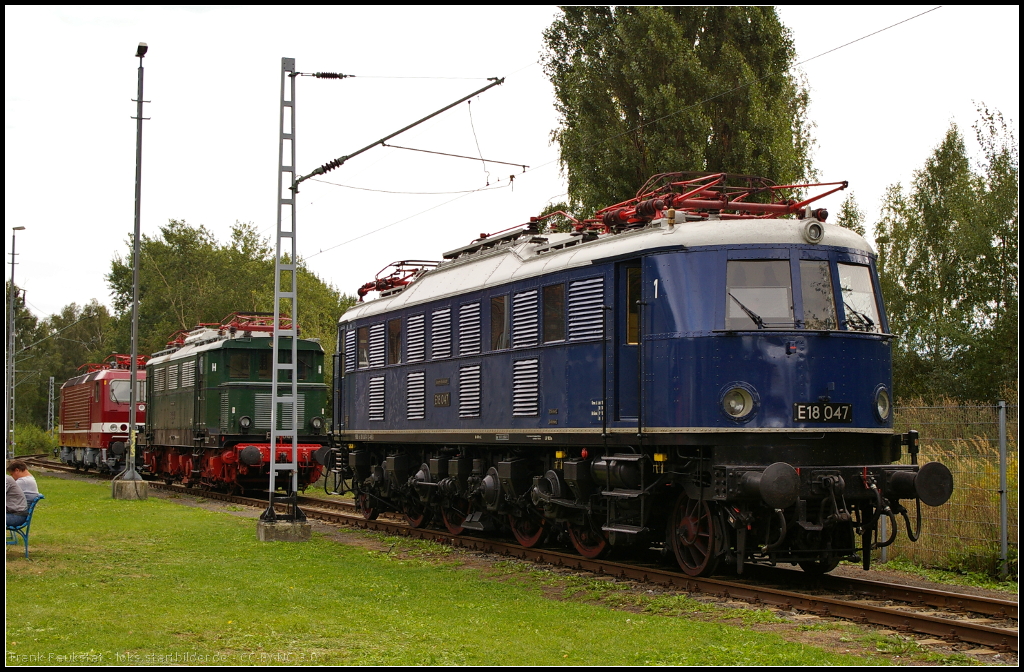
4 5 1019 322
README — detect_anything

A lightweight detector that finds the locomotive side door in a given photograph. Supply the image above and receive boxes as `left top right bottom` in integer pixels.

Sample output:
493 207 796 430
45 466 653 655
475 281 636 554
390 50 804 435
615 261 642 421
193 355 205 439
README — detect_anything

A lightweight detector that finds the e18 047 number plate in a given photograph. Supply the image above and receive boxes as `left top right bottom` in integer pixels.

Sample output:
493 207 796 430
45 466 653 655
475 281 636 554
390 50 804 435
793 402 853 423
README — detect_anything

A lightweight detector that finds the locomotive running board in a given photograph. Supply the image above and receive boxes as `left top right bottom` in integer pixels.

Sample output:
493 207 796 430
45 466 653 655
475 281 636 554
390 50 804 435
601 524 648 534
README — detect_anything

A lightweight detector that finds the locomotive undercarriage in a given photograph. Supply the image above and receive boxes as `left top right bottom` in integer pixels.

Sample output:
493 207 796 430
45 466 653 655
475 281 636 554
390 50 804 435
59 443 130 475
141 440 327 494
341 431 952 577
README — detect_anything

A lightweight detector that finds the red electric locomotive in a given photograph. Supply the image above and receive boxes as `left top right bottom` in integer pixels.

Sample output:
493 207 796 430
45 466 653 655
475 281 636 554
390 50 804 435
58 354 148 473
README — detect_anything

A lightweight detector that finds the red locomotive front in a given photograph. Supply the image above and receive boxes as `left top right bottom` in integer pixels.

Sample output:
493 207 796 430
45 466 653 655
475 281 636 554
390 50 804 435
58 354 148 473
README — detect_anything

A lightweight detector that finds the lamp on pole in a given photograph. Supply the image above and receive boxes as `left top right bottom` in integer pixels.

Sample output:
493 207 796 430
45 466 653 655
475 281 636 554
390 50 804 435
116 42 148 487
6 225 26 459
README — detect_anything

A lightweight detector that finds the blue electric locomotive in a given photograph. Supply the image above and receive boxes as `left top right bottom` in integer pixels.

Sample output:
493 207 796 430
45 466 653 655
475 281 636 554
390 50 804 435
332 172 953 576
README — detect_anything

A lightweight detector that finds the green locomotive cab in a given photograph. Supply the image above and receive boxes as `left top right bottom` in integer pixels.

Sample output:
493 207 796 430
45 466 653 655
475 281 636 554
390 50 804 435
142 314 330 492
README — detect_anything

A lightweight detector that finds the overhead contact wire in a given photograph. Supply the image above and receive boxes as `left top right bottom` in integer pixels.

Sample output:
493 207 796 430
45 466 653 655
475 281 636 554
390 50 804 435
305 183 509 260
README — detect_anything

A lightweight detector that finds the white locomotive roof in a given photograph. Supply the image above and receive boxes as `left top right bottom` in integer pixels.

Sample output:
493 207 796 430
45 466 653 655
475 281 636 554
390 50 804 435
147 328 273 366
340 215 874 323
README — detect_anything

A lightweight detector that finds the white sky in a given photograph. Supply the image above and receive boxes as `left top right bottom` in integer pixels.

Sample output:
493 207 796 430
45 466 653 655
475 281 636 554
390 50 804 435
5 5 1019 321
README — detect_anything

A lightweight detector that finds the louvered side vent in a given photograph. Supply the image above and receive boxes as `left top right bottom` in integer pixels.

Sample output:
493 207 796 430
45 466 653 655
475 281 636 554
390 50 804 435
255 393 272 429
278 398 306 430
167 364 179 390
220 391 229 432
407 314 426 363
369 323 386 367
154 367 166 392
407 371 426 420
512 358 540 416
459 303 482 356
181 359 196 387
431 308 452 359
511 289 539 348
345 330 356 372
459 364 482 418
368 376 385 421
568 276 605 341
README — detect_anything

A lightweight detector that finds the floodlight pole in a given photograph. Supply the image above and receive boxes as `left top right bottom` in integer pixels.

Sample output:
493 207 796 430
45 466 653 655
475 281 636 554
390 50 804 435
120 42 149 481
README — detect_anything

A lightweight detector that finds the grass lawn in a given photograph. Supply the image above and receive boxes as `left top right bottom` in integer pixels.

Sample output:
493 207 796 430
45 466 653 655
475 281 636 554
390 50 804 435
4 476 921 665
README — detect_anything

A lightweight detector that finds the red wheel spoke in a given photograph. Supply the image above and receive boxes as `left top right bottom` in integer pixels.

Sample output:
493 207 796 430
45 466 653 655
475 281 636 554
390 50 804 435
669 492 720 577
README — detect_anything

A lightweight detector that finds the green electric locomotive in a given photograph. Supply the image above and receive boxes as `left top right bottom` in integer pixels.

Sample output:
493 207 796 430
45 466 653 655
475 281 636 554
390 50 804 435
141 313 330 492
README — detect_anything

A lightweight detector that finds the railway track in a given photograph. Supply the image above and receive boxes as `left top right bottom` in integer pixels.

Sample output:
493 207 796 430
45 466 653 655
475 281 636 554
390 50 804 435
27 457 1018 652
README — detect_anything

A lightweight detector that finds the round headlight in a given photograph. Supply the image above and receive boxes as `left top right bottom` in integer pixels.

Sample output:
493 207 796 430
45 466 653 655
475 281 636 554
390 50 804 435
803 220 824 244
311 416 324 430
875 387 891 422
723 387 754 419
239 416 252 430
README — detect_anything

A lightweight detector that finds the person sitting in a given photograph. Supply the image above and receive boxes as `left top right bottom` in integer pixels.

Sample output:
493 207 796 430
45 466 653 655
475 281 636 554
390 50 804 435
7 460 38 499
6 473 28 528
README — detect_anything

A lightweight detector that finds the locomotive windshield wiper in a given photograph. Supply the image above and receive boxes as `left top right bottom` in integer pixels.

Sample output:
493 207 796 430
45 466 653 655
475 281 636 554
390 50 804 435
843 302 876 332
729 292 765 329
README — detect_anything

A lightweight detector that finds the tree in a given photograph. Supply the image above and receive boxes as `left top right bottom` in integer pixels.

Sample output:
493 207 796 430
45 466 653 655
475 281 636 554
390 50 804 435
8 292 117 428
542 6 814 217
107 219 355 399
8 280 42 426
874 109 1018 401
107 220 269 355
834 192 866 236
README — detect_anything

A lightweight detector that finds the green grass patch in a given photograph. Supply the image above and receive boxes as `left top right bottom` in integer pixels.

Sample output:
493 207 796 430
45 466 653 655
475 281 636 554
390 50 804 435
876 558 1018 593
7 476 883 666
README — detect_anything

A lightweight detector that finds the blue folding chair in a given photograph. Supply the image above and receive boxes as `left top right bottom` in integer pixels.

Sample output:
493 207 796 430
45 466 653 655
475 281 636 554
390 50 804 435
7 494 44 559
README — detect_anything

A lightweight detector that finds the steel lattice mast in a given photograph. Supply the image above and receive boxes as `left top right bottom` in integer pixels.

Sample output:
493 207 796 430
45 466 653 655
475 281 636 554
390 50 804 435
262 57 303 522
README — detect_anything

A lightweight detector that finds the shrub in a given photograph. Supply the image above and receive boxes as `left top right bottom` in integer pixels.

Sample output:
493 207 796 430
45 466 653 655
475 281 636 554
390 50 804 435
11 423 58 456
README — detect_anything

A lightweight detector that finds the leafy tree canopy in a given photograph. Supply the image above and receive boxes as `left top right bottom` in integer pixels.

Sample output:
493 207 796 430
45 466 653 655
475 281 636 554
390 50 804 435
875 107 1018 401
106 220 354 356
542 6 814 216
834 192 866 237
9 288 116 429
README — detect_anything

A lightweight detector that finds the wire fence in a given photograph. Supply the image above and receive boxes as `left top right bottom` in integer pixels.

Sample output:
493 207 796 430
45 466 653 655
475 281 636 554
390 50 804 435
878 402 1018 578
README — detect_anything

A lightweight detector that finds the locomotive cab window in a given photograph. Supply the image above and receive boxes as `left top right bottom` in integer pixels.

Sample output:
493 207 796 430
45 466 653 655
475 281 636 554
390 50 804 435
258 350 271 379
297 351 314 380
387 319 402 365
357 326 370 368
626 267 641 344
229 351 250 379
838 263 882 333
725 260 794 330
490 295 508 350
799 260 837 330
109 379 147 403
543 283 565 343
276 349 314 381
110 380 129 403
